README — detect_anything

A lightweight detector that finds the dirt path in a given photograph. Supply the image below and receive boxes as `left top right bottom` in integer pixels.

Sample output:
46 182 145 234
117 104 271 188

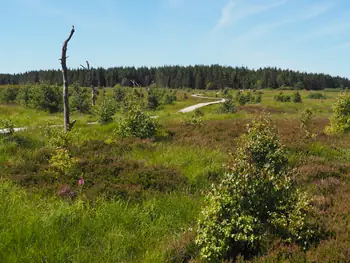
0 94 225 134
178 94 225 113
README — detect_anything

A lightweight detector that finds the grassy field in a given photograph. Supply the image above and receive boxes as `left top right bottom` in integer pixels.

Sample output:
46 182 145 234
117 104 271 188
1 86 350 262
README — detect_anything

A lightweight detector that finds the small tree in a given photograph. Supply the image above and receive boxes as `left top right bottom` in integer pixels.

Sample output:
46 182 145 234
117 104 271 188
196 116 314 262
71 83 90 113
300 108 315 138
326 91 350 134
218 99 236 113
95 97 116 124
117 106 158 139
292 91 302 103
113 87 126 102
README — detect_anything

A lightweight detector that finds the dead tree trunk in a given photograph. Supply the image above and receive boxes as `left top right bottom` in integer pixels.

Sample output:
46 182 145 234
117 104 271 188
80 61 96 106
60 25 75 132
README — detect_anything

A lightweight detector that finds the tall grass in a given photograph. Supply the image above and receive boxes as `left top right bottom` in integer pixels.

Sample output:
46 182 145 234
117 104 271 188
0 180 200 262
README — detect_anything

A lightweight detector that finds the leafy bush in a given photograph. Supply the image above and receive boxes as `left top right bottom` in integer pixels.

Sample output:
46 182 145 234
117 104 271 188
49 148 78 178
274 92 291 102
326 91 350 134
0 87 19 103
218 99 236 113
43 125 75 149
29 84 62 112
236 91 262 105
307 93 327 100
163 92 177 105
117 107 158 139
70 84 90 113
95 97 117 124
113 87 126 102
292 91 302 103
16 86 31 106
196 116 314 262
147 92 160 110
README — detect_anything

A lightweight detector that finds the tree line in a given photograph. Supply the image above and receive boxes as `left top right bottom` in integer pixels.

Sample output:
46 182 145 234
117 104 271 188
1 65 349 90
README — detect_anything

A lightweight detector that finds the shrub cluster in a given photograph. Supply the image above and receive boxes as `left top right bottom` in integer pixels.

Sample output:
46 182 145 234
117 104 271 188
236 91 262 105
274 92 291 102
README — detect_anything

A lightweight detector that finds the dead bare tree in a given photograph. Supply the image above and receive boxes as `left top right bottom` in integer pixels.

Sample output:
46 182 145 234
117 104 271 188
80 61 96 106
60 25 75 132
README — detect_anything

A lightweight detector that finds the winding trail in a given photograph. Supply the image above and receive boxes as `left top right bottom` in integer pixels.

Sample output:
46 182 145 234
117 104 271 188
178 94 225 113
0 94 225 134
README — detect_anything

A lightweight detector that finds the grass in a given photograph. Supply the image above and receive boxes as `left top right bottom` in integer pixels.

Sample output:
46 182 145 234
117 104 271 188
1 86 350 262
0 180 200 262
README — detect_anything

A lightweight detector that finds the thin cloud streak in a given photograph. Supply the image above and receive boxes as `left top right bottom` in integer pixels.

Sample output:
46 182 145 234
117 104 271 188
214 0 288 31
233 1 334 42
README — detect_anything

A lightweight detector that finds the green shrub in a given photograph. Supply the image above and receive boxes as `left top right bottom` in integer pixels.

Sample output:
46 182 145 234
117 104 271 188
0 87 19 103
236 91 262 105
16 86 31 106
274 92 291 102
326 91 350 134
29 84 62 112
292 91 302 103
117 107 158 139
196 116 314 262
147 92 160 110
163 92 177 105
218 99 236 113
307 93 327 99
95 97 117 124
70 84 90 113
113 87 126 102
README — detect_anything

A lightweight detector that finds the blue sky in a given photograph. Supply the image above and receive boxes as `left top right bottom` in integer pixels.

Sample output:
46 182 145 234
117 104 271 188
1 0 350 78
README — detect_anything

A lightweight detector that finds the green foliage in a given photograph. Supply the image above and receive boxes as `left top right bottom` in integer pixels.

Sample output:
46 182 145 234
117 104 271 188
183 113 203 126
326 91 350 134
49 148 78 178
147 92 160 110
196 116 314 262
95 96 117 124
307 92 327 99
294 81 305 90
117 107 158 139
16 86 31 106
236 91 262 105
0 118 15 136
70 84 90 113
218 99 236 113
114 87 126 102
300 108 316 139
43 125 75 148
274 92 291 102
0 87 19 103
163 92 177 105
292 91 303 103
29 84 62 112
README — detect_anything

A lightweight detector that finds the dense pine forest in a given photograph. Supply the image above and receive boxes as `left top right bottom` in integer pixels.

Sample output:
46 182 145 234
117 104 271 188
1 65 349 90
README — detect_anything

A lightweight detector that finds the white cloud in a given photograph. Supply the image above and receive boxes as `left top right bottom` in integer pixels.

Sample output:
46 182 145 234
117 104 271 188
214 0 287 31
